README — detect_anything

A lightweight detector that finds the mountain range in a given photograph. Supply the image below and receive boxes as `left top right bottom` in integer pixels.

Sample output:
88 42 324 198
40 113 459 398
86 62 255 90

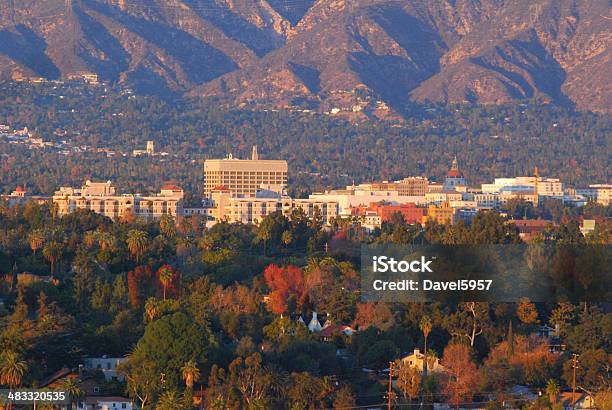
1 0 610 117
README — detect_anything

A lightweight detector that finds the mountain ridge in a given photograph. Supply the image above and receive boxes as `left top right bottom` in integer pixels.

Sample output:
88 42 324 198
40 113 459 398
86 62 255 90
0 0 610 116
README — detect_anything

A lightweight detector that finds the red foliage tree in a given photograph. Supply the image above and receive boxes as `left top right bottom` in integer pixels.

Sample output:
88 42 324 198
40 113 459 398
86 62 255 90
263 264 308 315
127 265 155 309
354 302 395 331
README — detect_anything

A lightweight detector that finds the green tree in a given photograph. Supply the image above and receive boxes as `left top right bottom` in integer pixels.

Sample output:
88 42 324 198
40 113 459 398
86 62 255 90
128 311 217 388
159 215 176 238
0 350 28 389
58 377 84 410
118 355 158 409
281 230 293 247
545 379 559 404
27 229 45 255
228 353 273 408
126 230 148 262
156 390 186 410
42 240 62 274
158 265 175 300
181 359 200 389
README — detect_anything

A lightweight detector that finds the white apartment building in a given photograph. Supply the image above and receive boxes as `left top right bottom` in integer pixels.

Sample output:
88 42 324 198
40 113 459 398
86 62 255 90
84 357 126 381
79 397 132 410
482 177 563 197
425 191 463 205
473 193 499 209
309 189 427 215
208 187 338 225
575 184 611 206
53 181 183 220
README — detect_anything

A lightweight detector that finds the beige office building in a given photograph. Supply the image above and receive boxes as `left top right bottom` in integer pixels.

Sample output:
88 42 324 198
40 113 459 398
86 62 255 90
204 146 288 197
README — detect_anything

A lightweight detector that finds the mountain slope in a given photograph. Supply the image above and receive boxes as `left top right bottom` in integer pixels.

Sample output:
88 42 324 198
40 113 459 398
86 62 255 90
0 0 609 113
0 0 291 92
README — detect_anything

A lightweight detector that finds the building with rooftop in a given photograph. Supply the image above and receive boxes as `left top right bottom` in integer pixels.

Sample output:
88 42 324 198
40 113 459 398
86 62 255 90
575 184 611 206
53 181 183 220
443 156 466 190
207 187 338 225
204 146 288 197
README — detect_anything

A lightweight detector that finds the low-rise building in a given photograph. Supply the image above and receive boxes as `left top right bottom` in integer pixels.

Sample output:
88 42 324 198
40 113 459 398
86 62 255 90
423 204 454 224
366 202 425 224
208 187 338 225
401 348 445 374
576 184 611 206
0 186 51 206
482 175 563 201
555 392 595 410
84 357 126 381
507 219 555 241
79 396 133 410
53 181 183 220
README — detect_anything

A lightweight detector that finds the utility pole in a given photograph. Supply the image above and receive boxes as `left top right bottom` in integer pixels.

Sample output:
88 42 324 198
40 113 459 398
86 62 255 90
387 361 394 410
571 353 579 410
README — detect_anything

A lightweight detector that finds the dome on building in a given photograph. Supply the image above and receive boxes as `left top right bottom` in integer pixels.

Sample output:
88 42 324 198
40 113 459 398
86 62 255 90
446 156 463 178
443 156 466 190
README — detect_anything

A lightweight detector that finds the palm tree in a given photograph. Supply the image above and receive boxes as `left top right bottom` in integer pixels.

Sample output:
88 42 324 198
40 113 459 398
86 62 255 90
281 230 293 247
42 241 62 275
144 298 159 322
96 230 116 251
0 351 28 410
181 360 200 389
58 376 83 410
126 230 148 262
546 379 560 405
156 390 185 410
160 214 176 238
27 230 45 255
83 231 97 248
158 266 174 300
420 315 433 374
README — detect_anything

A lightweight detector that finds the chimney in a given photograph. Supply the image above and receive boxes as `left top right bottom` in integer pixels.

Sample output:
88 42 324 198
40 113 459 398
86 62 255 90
252 145 259 160
414 348 420 355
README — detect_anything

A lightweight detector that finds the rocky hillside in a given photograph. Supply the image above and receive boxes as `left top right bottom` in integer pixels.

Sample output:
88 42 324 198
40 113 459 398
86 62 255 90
0 0 610 115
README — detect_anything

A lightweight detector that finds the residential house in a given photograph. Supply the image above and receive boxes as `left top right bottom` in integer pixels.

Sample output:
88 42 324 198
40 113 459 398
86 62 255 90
78 396 133 410
400 348 445 373
84 357 126 381
555 392 596 410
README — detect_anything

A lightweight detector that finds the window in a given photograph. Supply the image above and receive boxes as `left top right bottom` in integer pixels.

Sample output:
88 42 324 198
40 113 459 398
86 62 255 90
122 404 127 409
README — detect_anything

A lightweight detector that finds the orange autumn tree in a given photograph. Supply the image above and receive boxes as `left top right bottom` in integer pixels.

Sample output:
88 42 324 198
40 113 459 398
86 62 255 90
263 264 309 315
485 334 558 386
442 343 478 409
127 265 155 309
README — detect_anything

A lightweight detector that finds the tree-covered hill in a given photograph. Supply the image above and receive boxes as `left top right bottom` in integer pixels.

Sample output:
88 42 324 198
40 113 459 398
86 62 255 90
1 82 609 196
